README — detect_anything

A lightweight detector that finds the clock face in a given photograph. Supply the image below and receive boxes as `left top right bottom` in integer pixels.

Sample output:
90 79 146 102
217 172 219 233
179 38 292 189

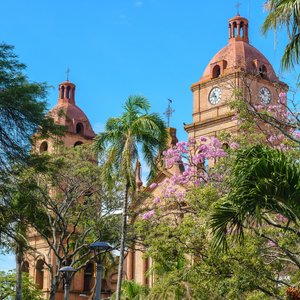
259 87 271 104
208 87 222 105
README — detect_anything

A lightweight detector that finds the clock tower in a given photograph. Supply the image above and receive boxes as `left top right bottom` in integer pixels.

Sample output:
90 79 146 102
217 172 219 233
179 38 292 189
184 15 288 139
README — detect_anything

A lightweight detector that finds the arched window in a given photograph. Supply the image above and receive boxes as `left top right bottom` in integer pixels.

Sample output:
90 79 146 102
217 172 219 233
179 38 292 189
71 87 75 100
74 141 83 147
240 22 244 37
83 263 94 292
76 123 84 134
259 65 267 78
66 86 70 99
35 259 44 289
212 65 221 78
233 22 237 37
21 261 29 273
39 141 48 153
61 86 65 98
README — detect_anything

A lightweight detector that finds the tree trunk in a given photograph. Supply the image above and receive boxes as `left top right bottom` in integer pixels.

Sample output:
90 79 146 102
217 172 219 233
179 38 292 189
49 278 60 300
15 243 23 300
116 182 130 300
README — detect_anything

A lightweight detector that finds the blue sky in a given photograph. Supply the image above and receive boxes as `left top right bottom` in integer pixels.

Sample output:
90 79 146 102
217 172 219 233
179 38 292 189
0 0 295 270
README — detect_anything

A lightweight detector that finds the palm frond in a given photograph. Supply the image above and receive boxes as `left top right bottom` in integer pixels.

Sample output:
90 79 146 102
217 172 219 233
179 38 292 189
211 145 300 250
281 32 300 69
262 0 300 69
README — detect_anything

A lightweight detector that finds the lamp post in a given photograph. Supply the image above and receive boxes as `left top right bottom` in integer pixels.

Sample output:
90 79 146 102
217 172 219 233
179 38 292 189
59 266 76 300
89 241 112 300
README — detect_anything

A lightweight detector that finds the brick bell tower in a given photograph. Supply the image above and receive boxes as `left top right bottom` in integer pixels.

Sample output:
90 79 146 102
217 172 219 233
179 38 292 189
184 15 288 139
36 80 95 154
26 80 96 299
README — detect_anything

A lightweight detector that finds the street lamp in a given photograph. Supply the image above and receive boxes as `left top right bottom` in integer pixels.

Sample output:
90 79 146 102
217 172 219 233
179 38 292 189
59 266 76 300
89 241 112 300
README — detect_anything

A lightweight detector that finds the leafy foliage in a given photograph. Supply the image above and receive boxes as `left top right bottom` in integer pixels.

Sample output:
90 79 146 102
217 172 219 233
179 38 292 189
263 0 300 70
135 183 289 299
211 145 300 249
0 43 63 172
111 280 149 300
14 145 122 299
94 95 167 299
94 95 167 184
0 271 43 300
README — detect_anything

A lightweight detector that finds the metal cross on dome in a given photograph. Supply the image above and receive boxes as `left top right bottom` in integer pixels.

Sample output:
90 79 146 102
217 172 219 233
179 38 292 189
164 98 175 128
236 0 241 15
66 67 70 81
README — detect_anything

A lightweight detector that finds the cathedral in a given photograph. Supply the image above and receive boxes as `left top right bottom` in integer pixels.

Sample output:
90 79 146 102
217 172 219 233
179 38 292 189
24 14 287 299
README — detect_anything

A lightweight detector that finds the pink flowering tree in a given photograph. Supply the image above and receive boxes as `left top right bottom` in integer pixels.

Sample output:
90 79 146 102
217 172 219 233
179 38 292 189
229 73 300 150
141 136 231 220
134 143 297 299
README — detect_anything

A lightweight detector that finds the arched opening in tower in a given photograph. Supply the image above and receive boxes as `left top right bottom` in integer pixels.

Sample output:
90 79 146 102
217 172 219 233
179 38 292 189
76 122 84 134
66 86 71 99
259 65 267 78
74 141 83 147
212 65 221 78
35 259 44 289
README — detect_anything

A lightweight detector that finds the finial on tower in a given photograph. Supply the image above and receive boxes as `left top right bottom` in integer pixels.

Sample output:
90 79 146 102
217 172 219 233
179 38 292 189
164 99 175 128
235 1 241 15
66 67 70 81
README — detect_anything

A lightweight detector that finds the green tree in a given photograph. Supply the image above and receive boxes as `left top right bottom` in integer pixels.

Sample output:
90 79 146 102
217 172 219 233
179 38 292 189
21 145 122 300
111 280 149 300
0 271 43 300
262 0 300 70
135 185 286 299
0 43 61 172
210 145 300 250
94 95 167 300
0 42 63 300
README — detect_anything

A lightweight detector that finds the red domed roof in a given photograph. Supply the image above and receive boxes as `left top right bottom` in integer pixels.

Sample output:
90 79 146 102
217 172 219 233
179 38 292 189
198 15 278 84
200 40 278 83
48 81 95 139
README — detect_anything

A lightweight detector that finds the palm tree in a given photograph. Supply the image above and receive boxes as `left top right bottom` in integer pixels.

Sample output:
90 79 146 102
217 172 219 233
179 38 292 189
210 145 300 249
262 0 300 70
94 95 167 300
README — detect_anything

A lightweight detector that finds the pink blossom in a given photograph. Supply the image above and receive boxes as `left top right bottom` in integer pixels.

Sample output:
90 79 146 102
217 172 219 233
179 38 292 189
254 104 264 110
149 182 158 189
142 210 155 220
268 135 276 143
156 136 229 204
230 142 239 149
279 92 287 103
154 196 161 203
276 214 288 223
267 240 276 247
292 131 300 139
